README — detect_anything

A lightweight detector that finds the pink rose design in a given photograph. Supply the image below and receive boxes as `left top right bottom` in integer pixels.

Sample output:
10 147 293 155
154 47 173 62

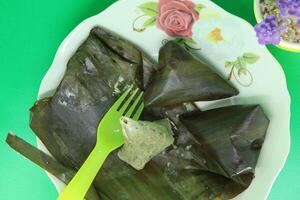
157 0 199 38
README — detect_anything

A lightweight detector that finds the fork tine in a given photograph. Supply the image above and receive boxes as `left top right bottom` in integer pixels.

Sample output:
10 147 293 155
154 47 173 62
130 95 144 120
115 85 134 111
124 90 144 117
122 89 142 116
118 88 139 115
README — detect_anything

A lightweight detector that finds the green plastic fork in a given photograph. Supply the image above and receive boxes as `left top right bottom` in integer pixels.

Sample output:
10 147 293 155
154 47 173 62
58 86 144 200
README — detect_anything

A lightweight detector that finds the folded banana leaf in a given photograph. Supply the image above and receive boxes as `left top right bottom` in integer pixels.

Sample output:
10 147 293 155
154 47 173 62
25 26 268 200
94 150 245 200
95 104 266 198
179 105 270 186
91 27 158 90
144 41 239 107
30 27 149 169
5 133 102 200
92 103 247 199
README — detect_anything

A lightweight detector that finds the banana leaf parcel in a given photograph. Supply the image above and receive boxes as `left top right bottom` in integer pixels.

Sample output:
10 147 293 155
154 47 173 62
7 26 270 200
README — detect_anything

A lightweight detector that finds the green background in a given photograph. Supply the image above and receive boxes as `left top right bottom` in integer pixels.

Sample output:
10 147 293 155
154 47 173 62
0 0 298 199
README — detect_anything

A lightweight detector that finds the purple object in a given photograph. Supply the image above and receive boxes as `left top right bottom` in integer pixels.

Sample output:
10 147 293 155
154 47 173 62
276 0 300 18
254 15 283 45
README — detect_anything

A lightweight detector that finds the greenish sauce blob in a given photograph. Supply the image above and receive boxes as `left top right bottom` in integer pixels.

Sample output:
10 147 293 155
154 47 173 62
118 117 174 170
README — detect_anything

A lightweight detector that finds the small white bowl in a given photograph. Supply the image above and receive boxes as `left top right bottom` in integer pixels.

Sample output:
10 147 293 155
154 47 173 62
254 0 300 53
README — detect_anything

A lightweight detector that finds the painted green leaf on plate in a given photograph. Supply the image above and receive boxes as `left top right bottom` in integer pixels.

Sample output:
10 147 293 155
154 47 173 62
242 52 260 64
143 17 156 27
195 4 205 13
138 2 158 17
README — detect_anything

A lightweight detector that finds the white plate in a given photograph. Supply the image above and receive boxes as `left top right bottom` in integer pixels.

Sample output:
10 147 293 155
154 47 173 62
37 0 291 199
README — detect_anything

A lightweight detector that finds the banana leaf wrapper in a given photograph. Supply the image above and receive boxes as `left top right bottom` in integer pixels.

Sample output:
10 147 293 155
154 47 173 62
90 27 157 90
26 26 267 200
92 103 246 200
179 105 270 186
30 27 149 169
5 133 102 200
93 105 269 199
144 41 239 107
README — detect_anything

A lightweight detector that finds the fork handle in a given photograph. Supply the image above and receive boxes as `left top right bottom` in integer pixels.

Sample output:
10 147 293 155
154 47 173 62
58 146 110 200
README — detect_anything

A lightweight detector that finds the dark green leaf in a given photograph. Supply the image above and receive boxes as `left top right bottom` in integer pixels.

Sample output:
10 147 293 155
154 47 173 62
5 133 101 200
93 103 247 200
23 27 268 200
180 105 269 186
144 41 239 107
30 27 147 169
91 27 143 65
141 53 159 90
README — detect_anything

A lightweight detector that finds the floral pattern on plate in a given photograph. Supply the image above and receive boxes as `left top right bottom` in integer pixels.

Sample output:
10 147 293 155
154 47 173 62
225 53 260 87
133 0 205 43
133 0 258 87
